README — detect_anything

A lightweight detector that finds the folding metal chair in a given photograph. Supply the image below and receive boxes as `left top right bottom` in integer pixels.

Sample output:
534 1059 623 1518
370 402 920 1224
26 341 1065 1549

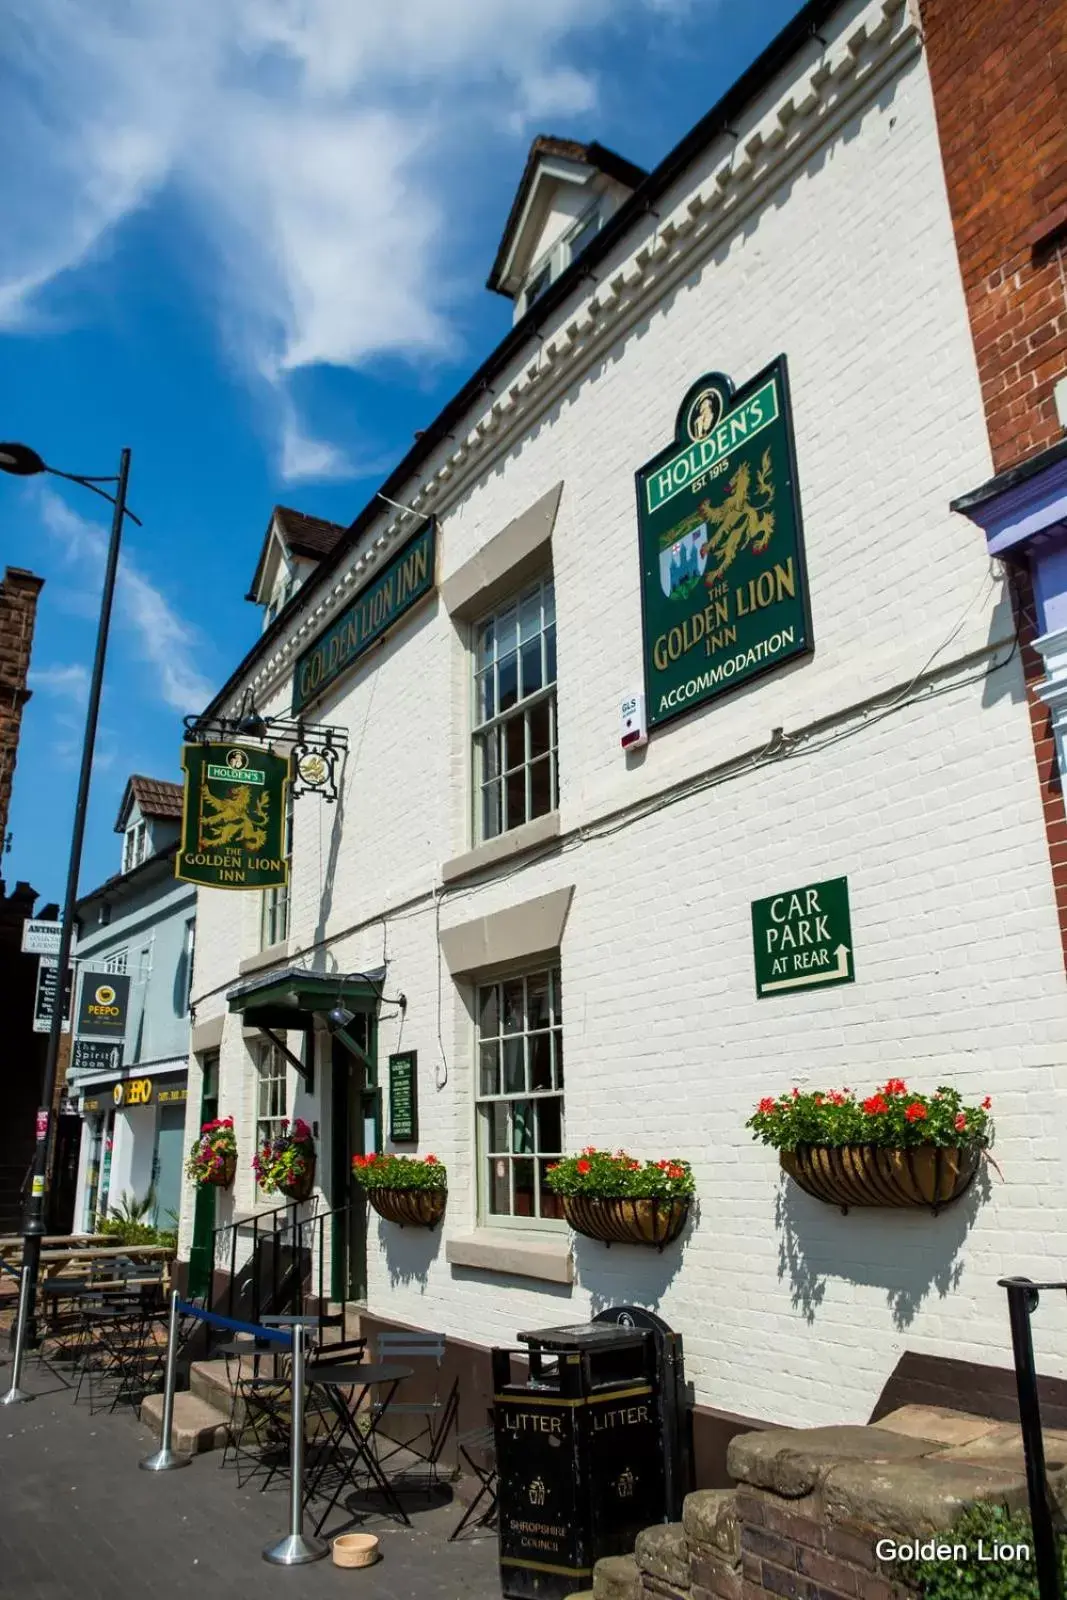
372 1332 460 1490
449 1414 498 1540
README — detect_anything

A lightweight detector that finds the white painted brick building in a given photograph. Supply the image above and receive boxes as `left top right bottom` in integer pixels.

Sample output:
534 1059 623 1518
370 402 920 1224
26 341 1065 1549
179 0 1067 1478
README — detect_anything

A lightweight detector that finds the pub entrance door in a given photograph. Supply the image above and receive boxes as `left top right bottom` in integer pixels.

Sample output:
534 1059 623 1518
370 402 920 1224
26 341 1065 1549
330 1029 379 1305
187 1050 219 1300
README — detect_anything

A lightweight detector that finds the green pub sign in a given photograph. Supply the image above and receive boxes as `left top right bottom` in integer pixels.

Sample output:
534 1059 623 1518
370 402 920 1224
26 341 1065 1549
293 519 436 713
636 356 811 729
388 1051 418 1143
751 876 854 998
176 742 290 890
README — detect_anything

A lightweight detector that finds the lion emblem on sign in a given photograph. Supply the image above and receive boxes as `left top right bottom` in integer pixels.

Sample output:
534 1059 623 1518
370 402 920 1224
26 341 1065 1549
699 449 775 588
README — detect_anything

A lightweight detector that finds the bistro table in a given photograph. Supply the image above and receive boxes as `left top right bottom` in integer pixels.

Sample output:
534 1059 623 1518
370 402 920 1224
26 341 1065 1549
304 1362 414 1534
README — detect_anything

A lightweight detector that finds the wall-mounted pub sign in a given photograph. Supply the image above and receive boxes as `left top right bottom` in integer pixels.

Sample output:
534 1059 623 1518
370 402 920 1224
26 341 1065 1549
636 356 811 730
176 742 290 890
388 1051 418 1143
76 970 131 1040
292 518 436 715
72 1039 122 1076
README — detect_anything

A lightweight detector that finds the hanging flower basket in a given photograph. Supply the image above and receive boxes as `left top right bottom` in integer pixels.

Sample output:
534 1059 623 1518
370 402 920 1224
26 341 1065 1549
185 1119 237 1190
351 1154 447 1229
277 1155 317 1204
780 1144 981 1213
748 1081 993 1215
546 1149 695 1251
253 1119 317 1202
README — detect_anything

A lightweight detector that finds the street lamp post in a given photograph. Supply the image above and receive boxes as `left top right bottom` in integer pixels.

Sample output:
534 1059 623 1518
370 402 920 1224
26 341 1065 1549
0 443 136 1402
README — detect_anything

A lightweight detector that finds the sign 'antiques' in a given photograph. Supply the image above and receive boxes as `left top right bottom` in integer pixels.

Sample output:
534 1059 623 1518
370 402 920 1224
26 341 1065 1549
751 876 854 998
292 518 436 714
636 356 811 729
76 970 131 1039
21 918 63 956
388 1052 418 1143
176 742 290 890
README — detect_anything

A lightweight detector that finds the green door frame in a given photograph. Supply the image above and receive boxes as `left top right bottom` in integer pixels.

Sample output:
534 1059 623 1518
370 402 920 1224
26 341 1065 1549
186 1051 220 1301
330 1016 379 1304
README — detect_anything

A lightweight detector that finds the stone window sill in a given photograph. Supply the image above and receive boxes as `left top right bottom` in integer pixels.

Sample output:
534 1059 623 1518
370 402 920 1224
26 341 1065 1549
239 940 290 975
446 1228 574 1285
442 812 560 886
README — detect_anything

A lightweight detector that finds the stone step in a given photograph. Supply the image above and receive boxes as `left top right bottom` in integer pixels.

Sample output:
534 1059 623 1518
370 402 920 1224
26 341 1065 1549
634 1523 690 1595
189 1359 240 1415
593 1554 641 1600
140 1389 230 1455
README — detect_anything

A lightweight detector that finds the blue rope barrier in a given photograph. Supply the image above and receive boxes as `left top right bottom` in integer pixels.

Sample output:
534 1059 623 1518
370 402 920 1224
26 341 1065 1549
175 1300 292 1345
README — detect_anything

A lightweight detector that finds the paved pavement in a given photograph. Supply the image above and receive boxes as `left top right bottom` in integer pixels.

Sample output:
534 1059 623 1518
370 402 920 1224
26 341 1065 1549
0 1356 501 1600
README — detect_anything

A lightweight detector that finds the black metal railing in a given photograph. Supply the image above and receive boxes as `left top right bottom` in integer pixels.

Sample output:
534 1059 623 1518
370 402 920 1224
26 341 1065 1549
210 1200 350 1347
999 1276 1066 1600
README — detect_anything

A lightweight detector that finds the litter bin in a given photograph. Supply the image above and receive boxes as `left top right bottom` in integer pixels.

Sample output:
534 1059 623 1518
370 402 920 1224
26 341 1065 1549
492 1322 668 1600
592 1305 692 1520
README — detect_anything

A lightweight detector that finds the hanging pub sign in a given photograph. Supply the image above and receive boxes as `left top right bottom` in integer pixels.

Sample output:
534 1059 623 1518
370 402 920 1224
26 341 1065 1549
71 1039 122 1076
292 518 436 714
33 957 73 1034
636 355 811 730
175 742 290 890
76 970 131 1040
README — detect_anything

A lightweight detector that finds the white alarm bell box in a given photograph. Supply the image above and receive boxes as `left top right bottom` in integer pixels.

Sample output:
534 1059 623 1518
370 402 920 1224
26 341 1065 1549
620 693 648 750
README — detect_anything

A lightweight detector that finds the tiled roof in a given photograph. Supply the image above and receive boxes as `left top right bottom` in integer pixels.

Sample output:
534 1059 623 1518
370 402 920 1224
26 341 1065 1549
115 775 183 832
273 506 347 560
246 505 348 601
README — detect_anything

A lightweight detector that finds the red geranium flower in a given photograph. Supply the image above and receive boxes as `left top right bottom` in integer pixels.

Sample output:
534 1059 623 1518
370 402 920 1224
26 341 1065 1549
829 1092 846 1106
955 1112 967 1132
791 1088 800 1099
904 1102 927 1123
982 1097 992 1110
576 1159 591 1175
862 1094 889 1115
425 1154 439 1165
757 1097 776 1113
883 1078 907 1096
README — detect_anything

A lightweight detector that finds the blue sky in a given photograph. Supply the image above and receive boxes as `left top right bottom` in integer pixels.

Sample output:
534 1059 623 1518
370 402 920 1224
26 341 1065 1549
2 0 805 904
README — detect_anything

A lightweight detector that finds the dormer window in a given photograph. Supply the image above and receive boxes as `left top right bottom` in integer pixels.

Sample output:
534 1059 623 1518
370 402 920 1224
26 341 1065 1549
487 137 647 324
123 820 147 873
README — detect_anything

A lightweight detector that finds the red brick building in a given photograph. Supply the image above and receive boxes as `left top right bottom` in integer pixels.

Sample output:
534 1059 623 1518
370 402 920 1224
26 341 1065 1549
0 566 63 1231
924 0 1067 967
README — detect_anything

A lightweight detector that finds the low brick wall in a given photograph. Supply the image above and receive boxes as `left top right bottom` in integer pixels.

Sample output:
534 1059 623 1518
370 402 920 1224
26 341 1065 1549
619 1408 1061 1600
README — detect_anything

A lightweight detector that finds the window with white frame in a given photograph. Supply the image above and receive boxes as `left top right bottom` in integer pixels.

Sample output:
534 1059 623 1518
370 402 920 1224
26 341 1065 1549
517 202 605 319
255 1039 288 1173
261 784 293 948
475 965 564 1225
123 820 147 873
101 949 128 975
473 577 557 843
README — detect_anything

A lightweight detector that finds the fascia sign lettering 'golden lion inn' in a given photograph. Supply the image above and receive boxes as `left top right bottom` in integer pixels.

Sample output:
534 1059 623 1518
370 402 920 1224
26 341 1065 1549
178 0 1067 1489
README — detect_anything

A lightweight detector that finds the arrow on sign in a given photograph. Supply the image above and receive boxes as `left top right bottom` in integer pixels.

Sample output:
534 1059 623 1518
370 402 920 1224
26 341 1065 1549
760 944 851 994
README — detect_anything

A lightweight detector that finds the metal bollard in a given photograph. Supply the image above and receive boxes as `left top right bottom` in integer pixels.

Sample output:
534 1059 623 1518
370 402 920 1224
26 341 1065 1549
140 1290 192 1472
1 1265 37 1406
263 1322 328 1565
1001 1278 1063 1600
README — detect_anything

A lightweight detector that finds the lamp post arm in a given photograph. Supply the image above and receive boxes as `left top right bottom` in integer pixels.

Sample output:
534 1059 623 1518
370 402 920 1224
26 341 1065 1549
44 466 143 527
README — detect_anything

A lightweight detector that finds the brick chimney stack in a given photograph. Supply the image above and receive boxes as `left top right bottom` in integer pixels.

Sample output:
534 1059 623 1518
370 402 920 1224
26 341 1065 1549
0 566 45 849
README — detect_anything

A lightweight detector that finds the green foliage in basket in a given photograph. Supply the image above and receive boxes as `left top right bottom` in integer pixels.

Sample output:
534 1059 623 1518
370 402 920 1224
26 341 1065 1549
350 1152 447 1191
545 1148 695 1200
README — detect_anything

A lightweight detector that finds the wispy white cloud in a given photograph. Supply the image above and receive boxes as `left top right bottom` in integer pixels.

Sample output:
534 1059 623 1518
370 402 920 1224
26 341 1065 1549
30 663 90 704
37 489 215 715
1 0 679 477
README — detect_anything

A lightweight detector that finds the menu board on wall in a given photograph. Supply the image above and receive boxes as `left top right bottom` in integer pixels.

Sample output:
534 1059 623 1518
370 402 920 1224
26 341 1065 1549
388 1052 418 1144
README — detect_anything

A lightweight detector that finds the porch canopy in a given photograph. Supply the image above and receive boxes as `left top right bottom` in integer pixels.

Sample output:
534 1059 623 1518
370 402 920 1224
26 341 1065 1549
225 965 385 1079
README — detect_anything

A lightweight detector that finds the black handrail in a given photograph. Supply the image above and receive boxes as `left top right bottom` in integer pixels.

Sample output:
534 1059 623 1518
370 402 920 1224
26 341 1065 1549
210 1198 351 1347
998 1276 1065 1600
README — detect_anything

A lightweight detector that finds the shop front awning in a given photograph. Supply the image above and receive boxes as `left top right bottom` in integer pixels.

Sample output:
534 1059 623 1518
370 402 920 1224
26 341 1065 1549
225 965 386 1080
